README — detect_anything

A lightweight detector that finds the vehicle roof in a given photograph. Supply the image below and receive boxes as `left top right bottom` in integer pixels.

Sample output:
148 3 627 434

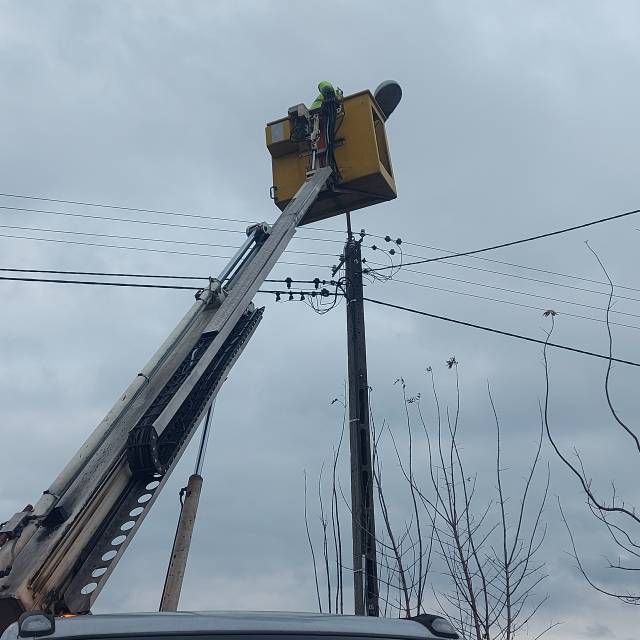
2 611 446 640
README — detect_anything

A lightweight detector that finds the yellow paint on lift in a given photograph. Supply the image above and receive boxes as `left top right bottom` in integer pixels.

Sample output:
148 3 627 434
265 90 397 225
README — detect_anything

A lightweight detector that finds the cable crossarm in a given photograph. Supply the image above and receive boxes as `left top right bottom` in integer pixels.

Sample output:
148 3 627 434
366 205 640 272
363 297 640 368
0 167 333 628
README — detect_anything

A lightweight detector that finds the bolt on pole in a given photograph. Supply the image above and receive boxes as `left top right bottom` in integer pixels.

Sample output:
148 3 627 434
344 219 379 617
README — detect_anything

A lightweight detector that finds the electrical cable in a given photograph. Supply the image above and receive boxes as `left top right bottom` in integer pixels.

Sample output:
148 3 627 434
0 192 254 224
391 260 640 304
367 205 640 272
384 277 640 331
0 275 201 290
0 274 324 298
0 232 333 269
363 297 640 368
382 270 640 320
369 236 640 295
0 205 347 245
0 267 322 284
0 191 348 235
0 223 340 258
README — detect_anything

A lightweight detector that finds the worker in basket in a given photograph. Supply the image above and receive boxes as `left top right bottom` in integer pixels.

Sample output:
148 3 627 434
310 81 342 110
311 79 402 119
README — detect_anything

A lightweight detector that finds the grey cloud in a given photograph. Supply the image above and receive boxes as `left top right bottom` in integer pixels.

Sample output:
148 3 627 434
1 2 640 639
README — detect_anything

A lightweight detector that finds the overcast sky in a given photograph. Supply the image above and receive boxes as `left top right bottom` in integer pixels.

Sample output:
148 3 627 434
1 2 640 639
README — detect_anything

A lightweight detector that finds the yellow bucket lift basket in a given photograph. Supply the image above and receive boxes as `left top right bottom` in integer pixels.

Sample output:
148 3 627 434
265 89 397 226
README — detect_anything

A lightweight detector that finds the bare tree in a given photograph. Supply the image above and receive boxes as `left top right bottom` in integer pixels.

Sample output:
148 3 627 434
403 367 551 640
543 243 640 605
304 367 553 640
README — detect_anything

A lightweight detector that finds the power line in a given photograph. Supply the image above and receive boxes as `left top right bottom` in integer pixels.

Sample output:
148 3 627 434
363 297 640 368
0 267 323 284
0 192 254 224
0 191 348 236
389 259 640 304
0 232 333 270
370 237 640 294
0 275 201 290
0 204 346 245
0 274 325 296
384 277 640 331
386 270 640 320
0 223 340 258
367 205 640 272
0 268 206 280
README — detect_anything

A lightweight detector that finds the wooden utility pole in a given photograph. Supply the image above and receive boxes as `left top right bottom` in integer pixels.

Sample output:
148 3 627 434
343 215 379 616
159 402 215 611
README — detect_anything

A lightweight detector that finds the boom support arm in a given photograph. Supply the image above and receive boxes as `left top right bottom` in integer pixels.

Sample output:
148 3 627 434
0 167 332 631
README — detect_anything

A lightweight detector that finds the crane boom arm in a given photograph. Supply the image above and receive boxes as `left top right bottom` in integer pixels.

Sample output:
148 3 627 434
0 167 332 631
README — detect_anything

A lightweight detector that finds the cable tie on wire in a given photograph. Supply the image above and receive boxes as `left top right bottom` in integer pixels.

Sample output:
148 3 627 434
285 277 292 289
300 292 305 301
313 278 320 289
275 292 281 302
288 292 294 301
359 228 366 239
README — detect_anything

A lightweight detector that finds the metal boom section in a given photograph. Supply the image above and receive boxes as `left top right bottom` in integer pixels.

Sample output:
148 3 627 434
0 167 332 631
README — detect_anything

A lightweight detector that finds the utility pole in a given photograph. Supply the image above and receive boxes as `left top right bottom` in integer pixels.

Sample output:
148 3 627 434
159 401 215 611
341 214 379 616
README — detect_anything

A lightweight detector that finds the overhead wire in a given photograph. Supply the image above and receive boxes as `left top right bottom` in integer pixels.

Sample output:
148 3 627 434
366 235 640 295
366 205 640 271
383 277 640 331
0 267 321 284
0 275 201 290
5 220 638 320
388 258 640 304
376 269 640 320
4 193 639 285
7 194 640 325
0 274 326 298
0 223 340 258
13 197 637 294
0 192 254 224
0 232 334 270
363 297 640 368
0 205 346 245
410 243 640 293
0 191 349 235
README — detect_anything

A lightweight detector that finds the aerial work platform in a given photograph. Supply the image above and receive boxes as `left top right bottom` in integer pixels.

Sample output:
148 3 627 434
266 88 397 225
0 82 401 630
